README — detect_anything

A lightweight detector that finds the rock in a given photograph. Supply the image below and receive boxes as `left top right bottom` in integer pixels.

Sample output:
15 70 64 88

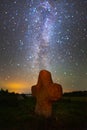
31 70 63 117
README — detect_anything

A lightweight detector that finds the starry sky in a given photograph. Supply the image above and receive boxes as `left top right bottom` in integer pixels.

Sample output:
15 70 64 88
0 0 87 93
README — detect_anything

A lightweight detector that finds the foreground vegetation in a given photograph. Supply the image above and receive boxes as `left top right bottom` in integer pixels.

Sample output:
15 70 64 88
0 89 87 130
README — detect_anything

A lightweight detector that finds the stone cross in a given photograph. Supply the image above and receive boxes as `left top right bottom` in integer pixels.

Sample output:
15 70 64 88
31 70 63 117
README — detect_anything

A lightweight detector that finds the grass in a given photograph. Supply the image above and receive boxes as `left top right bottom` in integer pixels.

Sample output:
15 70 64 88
0 96 87 130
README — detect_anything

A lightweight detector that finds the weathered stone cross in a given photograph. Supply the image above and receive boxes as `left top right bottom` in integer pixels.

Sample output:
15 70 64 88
31 70 63 117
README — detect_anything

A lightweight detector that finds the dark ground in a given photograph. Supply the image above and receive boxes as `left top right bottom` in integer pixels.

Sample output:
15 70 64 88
0 92 87 130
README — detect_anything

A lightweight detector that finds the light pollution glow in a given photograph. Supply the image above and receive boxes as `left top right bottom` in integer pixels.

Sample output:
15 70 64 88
0 0 87 93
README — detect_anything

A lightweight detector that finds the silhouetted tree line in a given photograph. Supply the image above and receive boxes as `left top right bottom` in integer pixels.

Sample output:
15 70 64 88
0 88 22 106
0 88 87 107
63 91 87 97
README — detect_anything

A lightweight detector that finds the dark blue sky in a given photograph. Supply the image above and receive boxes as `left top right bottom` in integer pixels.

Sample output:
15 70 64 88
0 0 87 93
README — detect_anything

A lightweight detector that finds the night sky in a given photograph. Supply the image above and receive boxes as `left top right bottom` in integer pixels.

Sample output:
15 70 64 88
0 0 87 93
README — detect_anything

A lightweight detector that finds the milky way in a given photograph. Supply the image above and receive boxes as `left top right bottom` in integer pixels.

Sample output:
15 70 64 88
25 0 58 73
0 0 87 93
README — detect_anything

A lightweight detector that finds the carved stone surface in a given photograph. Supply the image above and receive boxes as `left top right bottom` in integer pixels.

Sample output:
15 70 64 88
31 70 63 117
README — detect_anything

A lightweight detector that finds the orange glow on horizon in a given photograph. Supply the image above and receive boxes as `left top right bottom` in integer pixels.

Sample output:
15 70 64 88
6 82 26 93
0 80 77 93
0 81 32 93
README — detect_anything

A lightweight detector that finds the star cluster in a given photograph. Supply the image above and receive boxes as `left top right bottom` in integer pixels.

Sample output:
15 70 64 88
0 0 87 93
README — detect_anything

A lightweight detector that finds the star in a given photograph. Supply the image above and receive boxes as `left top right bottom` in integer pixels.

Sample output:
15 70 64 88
0 0 87 93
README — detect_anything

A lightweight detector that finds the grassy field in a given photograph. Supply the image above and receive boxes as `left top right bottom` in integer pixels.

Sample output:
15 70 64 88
0 96 87 130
